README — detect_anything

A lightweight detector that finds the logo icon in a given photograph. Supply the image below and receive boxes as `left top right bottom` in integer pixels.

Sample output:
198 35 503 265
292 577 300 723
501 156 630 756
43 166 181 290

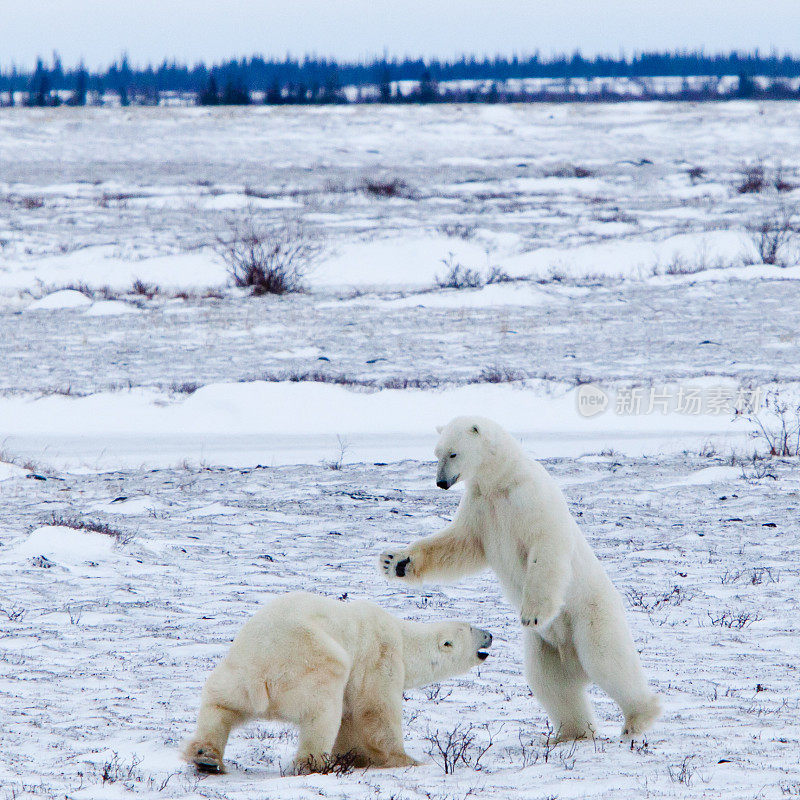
576 384 609 418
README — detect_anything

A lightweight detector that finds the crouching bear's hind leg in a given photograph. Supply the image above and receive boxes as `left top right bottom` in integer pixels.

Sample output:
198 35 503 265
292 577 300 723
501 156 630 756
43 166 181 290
283 631 352 774
184 662 267 773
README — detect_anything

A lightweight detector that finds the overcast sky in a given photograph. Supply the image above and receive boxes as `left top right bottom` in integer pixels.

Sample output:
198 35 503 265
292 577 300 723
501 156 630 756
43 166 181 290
3 0 799 69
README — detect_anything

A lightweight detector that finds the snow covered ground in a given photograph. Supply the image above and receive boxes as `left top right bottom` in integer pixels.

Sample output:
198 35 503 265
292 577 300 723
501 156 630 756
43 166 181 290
3 456 800 799
1 103 799 798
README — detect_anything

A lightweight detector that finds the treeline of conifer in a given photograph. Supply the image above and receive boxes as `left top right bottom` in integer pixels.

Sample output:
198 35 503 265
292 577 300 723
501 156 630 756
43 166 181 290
1 50 799 107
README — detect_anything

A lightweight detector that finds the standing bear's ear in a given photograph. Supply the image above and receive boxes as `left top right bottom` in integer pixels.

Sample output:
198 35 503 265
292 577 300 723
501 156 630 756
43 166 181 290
436 425 443 434
470 424 480 435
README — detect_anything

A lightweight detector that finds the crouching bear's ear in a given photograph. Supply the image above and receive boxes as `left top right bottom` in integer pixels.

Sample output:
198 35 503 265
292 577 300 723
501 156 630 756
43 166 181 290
470 424 480 435
436 424 444 434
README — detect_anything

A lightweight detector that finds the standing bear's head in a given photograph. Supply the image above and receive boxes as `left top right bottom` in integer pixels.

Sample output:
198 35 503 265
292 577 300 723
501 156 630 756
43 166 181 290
434 415 518 491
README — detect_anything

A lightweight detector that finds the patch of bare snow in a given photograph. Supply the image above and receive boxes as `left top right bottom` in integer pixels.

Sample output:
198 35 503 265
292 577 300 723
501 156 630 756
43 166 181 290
28 289 92 310
0 461 28 480
9 525 115 566
85 300 143 316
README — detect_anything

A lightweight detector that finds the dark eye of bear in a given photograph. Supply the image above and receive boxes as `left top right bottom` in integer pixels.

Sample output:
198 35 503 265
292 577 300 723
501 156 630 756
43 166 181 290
443 641 452 647
450 453 457 459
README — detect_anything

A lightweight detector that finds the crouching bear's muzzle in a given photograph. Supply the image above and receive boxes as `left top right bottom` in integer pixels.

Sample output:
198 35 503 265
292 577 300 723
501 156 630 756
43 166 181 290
474 627 492 660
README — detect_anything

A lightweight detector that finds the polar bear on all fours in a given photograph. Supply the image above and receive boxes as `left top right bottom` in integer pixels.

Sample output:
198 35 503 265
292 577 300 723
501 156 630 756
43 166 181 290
381 416 661 742
183 591 493 774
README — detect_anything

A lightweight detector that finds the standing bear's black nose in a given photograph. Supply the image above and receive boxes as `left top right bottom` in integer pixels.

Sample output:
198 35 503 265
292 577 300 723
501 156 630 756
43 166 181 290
436 479 449 490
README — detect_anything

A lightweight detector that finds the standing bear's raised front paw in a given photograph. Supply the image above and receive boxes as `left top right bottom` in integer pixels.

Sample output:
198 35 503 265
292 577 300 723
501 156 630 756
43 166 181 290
379 551 414 579
520 594 562 630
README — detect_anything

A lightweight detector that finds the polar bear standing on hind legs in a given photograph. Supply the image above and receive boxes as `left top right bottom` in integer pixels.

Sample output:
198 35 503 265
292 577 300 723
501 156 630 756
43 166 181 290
381 416 661 742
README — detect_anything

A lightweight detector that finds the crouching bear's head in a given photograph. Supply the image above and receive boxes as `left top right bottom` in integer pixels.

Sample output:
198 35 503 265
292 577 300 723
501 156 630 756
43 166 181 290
407 621 492 688
434 415 501 490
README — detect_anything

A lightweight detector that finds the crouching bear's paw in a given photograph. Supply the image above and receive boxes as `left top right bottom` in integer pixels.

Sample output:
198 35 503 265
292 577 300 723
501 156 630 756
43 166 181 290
380 551 414 579
183 741 225 774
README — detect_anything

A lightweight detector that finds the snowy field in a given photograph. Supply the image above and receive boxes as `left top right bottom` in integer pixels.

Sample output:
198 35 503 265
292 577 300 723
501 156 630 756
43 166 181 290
1 102 800 799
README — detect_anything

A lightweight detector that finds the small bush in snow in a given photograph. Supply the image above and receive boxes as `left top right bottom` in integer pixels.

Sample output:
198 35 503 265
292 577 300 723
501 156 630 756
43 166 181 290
687 166 705 184
300 751 359 775
737 452 779 482
477 366 524 383
437 222 477 240
36 281 94 299
748 205 798 267
0 605 26 621
707 610 762 629
424 683 453 703
774 165 796 193
667 755 699 786
49 514 132 544
737 163 766 194
436 253 483 289
737 163 797 195
131 278 160 298
218 218 318 295
662 255 706 276
435 252 520 290
536 266 568 284
361 177 413 198
99 752 144 785
745 388 800 456
625 585 690 613
545 163 593 178
323 435 349 470
169 381 201 395
485 266 514 284
424 723 495 774
21 195 44 210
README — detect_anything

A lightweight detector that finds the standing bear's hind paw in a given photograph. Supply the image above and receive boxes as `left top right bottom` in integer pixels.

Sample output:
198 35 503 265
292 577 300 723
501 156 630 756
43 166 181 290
622 694 662 738
550 720 597 744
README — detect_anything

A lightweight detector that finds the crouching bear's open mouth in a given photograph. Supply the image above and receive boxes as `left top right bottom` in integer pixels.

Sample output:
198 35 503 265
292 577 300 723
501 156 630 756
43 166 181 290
477 650 489 661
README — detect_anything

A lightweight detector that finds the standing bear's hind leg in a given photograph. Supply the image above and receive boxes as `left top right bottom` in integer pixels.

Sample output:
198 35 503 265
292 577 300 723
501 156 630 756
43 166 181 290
571 597 661 738
524 629 597 742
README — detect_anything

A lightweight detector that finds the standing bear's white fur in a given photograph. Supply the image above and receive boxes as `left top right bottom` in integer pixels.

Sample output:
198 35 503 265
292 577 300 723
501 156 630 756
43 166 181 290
183 591 493 774
381 416 660 741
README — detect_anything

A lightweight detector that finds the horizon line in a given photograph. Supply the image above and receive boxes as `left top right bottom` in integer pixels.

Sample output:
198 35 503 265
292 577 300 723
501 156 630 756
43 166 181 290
5 46 800 73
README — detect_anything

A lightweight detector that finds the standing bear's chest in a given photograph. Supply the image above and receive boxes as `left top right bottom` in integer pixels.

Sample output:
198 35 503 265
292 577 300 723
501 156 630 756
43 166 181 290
468 494 529 601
